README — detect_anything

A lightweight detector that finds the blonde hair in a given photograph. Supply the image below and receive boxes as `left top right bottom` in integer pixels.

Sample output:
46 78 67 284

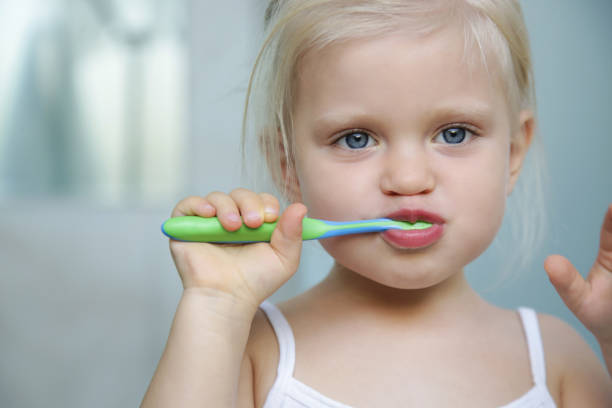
242 0 545 275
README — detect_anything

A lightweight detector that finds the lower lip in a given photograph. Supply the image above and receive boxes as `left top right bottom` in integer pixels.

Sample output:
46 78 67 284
381 224 444 249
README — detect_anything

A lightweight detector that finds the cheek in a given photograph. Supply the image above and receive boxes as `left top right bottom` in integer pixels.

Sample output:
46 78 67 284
451 146 509 246
456 138 509 199
295 157 376 220
461 159 507 216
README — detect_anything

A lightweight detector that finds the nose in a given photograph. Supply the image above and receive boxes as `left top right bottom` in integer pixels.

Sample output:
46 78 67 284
379 144 435 196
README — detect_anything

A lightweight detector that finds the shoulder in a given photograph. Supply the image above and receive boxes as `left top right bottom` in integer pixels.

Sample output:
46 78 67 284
537 312 599 372
536 312 612 406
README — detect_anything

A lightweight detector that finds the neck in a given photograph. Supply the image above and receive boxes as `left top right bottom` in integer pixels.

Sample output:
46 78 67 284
310 262 487 327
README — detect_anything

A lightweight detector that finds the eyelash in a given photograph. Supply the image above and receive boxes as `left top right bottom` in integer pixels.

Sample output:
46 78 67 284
333 130 377 150
434 123 480 145
332 123 480 149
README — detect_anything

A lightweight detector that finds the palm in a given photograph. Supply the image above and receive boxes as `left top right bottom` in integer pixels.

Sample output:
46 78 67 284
545 204 612 343
583 261 612 339
169 203 307 307
172 241 295 304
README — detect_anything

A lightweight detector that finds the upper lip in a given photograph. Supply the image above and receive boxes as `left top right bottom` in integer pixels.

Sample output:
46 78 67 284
385 209 445 224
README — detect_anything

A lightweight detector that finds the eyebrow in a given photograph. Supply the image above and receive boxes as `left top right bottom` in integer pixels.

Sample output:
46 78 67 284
312 111 377 136
311 102 495 135
424 103 495 124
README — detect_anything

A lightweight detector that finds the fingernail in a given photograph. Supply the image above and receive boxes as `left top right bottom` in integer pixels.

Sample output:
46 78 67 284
201 203 215 213
226 213 241 223
264 207 276 217
244 211 261 223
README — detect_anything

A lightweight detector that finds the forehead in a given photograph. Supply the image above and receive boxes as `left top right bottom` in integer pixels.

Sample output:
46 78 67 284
293 27 508 124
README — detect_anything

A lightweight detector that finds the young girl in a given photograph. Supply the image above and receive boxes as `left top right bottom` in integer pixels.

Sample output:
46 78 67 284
142 1 612 406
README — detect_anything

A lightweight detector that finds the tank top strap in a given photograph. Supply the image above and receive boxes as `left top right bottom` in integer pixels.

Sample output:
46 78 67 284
259 301 296 380
517 307 547 386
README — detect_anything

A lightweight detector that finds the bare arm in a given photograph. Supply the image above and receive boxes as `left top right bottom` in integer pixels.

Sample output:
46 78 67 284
141 293 257 407
598 340 612 378
140 192 306 407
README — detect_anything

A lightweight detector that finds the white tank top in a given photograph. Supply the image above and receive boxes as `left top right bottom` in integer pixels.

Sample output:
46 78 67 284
259 301 556 408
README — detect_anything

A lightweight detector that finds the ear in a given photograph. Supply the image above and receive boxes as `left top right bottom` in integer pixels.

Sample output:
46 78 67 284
507 110 535 195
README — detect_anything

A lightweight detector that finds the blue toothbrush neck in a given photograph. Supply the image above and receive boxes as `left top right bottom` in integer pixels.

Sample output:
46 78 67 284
317 218 399 240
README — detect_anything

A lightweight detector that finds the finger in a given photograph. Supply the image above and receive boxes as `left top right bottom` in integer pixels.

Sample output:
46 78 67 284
171 196 216 218
596 204 612 272
270 203 307 274
260 193 280 223
545 254 590 314
229 188 266 229
205 191 242 231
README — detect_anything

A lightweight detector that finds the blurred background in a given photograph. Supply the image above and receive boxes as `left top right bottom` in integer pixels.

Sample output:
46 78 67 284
0 1 610 407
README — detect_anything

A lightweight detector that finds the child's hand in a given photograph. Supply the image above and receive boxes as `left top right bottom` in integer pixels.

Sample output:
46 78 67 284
168 190 307 308
545 204 612 344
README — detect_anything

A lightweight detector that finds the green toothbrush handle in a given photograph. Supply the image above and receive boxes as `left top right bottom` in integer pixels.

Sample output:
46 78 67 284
161 216 329 243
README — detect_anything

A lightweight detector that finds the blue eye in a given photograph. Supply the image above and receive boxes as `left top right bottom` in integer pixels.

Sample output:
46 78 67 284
435 127 473 144
336 131 375 149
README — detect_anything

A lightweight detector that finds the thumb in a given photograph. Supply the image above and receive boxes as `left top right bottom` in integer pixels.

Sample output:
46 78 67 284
544 254 590 315
269 203 307 274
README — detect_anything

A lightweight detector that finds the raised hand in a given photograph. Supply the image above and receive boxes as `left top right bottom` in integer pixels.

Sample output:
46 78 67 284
544 204 612 346
169 190 307 309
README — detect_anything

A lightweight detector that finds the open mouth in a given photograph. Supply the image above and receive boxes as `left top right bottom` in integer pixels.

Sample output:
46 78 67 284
385 209 445 224
382 209 445 249
392 220 433 230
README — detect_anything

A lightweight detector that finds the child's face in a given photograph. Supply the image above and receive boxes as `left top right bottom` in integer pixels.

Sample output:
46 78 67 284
289 27 529 289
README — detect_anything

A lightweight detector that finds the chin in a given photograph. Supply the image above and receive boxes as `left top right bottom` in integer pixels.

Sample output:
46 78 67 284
323 236 458 290
357 263 453 290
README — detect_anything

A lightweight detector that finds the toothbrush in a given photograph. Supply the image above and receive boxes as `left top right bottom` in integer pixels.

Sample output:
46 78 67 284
161 216 432 243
